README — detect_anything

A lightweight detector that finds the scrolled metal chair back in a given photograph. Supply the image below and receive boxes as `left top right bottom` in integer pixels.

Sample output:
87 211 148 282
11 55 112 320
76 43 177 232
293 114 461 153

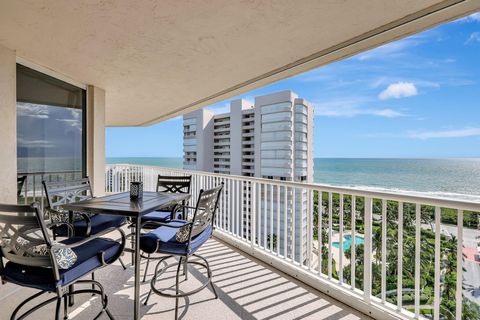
188 184 223 241
43 178 93 209
0 203 52 269
156 175 192 194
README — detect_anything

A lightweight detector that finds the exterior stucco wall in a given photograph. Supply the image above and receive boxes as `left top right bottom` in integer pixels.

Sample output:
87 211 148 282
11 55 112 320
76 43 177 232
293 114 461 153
87 85 106 196
0 44 17 203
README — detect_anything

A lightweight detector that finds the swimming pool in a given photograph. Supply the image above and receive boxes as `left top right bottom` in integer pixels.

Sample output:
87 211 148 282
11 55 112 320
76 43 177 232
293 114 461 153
332 235 364 251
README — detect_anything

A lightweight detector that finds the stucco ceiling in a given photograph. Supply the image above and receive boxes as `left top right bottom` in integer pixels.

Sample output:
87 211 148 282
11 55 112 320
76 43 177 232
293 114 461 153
0 0 478 126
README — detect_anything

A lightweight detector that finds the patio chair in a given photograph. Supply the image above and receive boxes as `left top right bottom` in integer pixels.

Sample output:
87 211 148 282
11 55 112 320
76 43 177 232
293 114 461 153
141 175 192 226
42 178 127 238
0 202 125 320
141 184 223 319
43 178 127 271
129 175 191 280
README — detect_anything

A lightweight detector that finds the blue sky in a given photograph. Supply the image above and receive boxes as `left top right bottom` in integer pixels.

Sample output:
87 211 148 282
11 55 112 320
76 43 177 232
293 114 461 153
107 13 480 158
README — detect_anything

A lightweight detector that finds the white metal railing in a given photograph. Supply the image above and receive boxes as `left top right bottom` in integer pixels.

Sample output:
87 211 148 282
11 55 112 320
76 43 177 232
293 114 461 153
105 164 480 320
17 170 83 209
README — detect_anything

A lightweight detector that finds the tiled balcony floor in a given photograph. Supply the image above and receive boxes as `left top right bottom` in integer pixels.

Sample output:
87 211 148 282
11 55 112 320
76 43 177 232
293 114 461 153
1 237 371 319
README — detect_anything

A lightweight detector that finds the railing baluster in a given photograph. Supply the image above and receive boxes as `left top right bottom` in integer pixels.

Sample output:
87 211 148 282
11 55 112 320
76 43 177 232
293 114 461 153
230 178 233 234
276 184 280 255
351 195 356 288
434 206 441 320
40 174 45 210
292 186 296 263
24 176 28 204
339 193 344 283
258 183 261 247
364 197 372 303
456 209 463 320
32 175 36 203
236 179 240 236
319 191 323 276
223 177 227 232
284 185 288 259
300 189 304 266
381 199 387 303
307 189 312 270
414 203 421 317
397 202 403 311
263 183 267 248
251 182 256 247
240 180 244 239
246 181 250 241
270 183 274 252
328 192 332 279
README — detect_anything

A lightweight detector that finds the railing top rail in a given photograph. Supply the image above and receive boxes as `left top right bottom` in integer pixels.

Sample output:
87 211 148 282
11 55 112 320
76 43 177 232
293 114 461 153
18 170 83 176
105 164 480 211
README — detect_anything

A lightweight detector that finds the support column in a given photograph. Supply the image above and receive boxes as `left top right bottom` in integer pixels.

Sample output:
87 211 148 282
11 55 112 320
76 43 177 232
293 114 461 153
87 85 106 196
0 44 17 203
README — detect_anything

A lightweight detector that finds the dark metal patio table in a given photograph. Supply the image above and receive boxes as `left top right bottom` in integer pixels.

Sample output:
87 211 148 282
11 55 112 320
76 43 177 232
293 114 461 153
61 191 191 320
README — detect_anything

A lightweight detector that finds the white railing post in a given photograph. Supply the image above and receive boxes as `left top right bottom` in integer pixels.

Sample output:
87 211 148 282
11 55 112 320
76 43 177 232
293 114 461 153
397 202 404 311
351 195 356 289
434 206 441 320
363 197 372 303
251 182 256 248
456 209 464 320
381 199 387 303
339 193 344 283
328 192 333 279
414 203 421 318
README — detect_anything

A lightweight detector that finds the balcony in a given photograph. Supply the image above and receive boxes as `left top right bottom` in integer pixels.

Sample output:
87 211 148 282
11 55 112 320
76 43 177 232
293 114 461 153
1 236 369 319
98 164 480 320
2 2 479 320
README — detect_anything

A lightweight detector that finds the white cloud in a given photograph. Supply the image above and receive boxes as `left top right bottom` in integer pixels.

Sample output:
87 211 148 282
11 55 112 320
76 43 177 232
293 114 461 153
466 32 480 44
314 97 405 118
458 12 480 23
17 103 50 119
408 127 480 140
379 82 418 100
17 137 55 148
371 77 439 89
356 34 426 61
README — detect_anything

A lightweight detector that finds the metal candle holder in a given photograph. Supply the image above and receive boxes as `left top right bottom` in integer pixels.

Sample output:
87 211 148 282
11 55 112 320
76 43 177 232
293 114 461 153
130 181 143 200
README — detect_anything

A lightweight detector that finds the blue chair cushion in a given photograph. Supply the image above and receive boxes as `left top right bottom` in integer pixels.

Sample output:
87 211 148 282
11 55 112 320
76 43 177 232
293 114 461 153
141 210 171 224
140 221 212 255
2 237 121 292
54 214 126 237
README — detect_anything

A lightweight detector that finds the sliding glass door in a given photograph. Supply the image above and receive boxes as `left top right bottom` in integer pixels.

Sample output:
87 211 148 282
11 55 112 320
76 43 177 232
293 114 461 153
16 64 86 203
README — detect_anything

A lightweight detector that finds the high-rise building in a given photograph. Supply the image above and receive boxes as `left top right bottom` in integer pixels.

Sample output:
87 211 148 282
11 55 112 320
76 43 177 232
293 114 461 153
183 90 314 261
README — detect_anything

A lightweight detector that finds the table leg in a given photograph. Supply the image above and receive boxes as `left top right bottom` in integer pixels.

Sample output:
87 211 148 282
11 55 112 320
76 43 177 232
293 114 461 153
134 215 141 320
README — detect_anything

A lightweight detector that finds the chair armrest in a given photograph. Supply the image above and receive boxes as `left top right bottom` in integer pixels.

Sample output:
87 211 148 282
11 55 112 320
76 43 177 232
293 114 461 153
51 226 122 250
47 208 92 237
51 227 126 266
140 219 192 229
47 221 75 237
170 203 196 220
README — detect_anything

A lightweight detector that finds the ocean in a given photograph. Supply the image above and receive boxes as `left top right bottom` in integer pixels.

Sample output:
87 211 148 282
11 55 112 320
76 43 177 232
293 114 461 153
107 157 480 201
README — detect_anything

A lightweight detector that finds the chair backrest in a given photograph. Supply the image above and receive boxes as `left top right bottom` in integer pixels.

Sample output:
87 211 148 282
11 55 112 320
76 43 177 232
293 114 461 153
17 176 26 197
156 175 192 194
43 178 93 209
188 184 223 241
0 203 52 269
